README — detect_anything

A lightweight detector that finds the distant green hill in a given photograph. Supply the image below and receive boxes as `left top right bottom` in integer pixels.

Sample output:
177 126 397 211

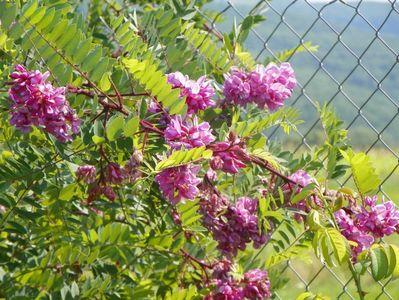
205 0 399 148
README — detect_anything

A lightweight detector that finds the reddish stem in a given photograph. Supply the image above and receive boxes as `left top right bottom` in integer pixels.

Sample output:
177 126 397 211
249 155 304 188
140 120 164 135
180 249 213 269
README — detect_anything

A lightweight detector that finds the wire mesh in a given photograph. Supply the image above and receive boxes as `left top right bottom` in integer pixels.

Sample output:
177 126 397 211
197 0 399 298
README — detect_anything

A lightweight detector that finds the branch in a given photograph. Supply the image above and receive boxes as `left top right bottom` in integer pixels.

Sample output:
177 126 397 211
249 155 303 187
140 120 164 135
180 249 213 269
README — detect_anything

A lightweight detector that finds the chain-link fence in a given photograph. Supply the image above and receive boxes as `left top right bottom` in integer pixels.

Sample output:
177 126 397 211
198 0 399 298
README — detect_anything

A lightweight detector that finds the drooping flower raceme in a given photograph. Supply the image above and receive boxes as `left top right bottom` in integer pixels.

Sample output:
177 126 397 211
200 195 268 256
8 65 80 142
249 63 296 110
123 150 143 183
164 116 215 150
210 138 248 174
335 196 399 258
205 259 271 300
242 269 272 300
76 165 97 184
155 164 201 205
106 162 126 184
87 185 116 203
356 196 399 238
335 209 374 257
223 68 251 106
223 63 296 111
167 72 215 115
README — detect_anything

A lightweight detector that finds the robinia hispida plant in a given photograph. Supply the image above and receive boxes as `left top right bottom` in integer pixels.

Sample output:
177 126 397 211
0 1 398 299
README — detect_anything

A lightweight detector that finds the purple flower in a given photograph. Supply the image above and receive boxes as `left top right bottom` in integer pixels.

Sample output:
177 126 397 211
164 116 215 150
223 68 251 106
356 197 399 238
167 72 215 115
76 165 97 184
335 209 374 257
123 150 143 183
243 269 271 300
106 163 126 184
102 186 116 201
288 170 314 187
335 196 399 258
205 262 271 300
87 185 116 203
212 281 244 300
249 63 296 110
210 139 248 174
8 65 80 142
155 164 201 205
147 100 170 125
167 71 188 88
212 259 233 281
222 63 296 111
201 196 268 256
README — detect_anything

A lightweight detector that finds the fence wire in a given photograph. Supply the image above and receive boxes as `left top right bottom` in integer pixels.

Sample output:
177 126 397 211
198 0 399 298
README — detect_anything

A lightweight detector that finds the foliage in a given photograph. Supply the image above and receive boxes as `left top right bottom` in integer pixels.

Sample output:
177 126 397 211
0 1 398 299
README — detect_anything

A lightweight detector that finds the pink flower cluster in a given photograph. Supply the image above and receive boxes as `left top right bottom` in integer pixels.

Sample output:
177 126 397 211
8 65 80 142
85 162 125 203
200 195 268 256
209 137 248 174
76 165 96 184
223 63 296 111
79 150 143 203
106 163 126 184
155 164 201 205
124 150 143 183
205 260 271 300
165 116 215 150
167 72 215 115
87 185 116 202
335 196 399 257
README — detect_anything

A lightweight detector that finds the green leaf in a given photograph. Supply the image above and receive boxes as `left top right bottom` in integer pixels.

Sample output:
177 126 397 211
296 292 314 300
124 116 140 137
70 281 80 298
313 228 348 267
106 115 125 141
28 6 46 25
123 58 187 115
231 107 302 137
291 183 317 204
389 245 399 278
307 210 322 231
92 135 105 145
370 247 389 281
155 147 213 171
99 73 111 92
21 0 38 19
148 234 173 250
59 183 77 201
326 228 349 265
268 42 319 64
340 150 381 195
320 233 335 267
